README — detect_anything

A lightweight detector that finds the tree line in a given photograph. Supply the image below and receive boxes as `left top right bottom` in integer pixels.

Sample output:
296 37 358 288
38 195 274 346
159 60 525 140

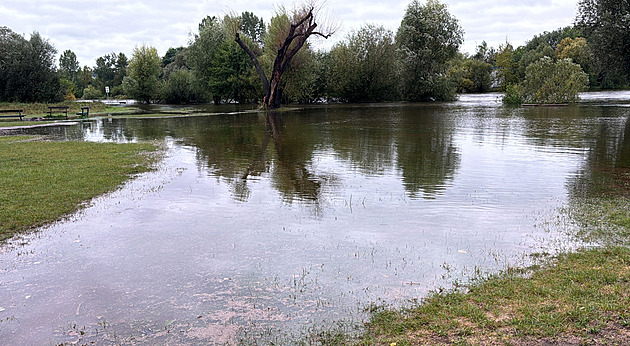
0 0 627 105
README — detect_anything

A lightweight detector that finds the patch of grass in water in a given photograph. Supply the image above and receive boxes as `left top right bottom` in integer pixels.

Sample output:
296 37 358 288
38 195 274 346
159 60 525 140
0 135 159 241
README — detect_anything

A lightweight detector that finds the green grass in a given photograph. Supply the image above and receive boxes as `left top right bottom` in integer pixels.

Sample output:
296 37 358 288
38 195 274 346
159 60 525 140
355 176 630 344
0 102 109 117
361 246 630 345
0 136 159 241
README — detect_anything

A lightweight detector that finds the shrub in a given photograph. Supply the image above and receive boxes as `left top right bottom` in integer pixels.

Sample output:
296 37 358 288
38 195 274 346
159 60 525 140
520 57 588 104
502 84 523 105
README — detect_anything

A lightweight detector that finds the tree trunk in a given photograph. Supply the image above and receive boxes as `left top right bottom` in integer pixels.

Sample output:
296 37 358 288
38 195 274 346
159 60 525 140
235 6 332 110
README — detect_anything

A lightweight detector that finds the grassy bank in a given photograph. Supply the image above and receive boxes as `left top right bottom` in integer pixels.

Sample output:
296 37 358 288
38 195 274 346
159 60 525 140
361 245 630 345
1 102 104 116
0 136 159 241
351 188 630 345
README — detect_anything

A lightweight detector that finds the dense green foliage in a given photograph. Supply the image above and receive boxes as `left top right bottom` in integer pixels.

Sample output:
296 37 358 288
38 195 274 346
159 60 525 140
396 0 464 101
328 25 398 102
123 44 162 103
577 0 630 88
93 52 128 97
0 27 62 102
449 58 494 93
503 56 589 104
519 57 589 104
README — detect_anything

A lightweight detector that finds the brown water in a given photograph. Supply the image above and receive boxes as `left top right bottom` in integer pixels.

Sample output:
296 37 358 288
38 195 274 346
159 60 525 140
1 92 629 344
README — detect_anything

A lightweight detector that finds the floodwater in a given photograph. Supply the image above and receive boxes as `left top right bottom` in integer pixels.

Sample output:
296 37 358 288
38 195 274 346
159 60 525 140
1 92 629 344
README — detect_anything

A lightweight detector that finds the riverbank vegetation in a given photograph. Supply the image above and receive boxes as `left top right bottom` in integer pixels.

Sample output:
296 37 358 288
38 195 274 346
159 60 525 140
351 165 630 344
1 0 626 107
0 136 158 241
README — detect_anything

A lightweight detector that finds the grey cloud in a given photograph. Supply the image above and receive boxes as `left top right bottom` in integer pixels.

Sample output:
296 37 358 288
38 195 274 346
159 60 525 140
0 0 578 66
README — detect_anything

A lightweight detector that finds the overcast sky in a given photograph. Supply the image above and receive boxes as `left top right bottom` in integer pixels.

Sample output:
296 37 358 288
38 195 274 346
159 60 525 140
0 0 578 67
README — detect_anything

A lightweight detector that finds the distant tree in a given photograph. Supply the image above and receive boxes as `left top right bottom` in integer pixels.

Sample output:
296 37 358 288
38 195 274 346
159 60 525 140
516 43 555 80
76 65 93 98
516 57 589 104
240 11 265 45
494 42 519 90
0 27 62 102
113 53 128 95
448 58 493 93
209 40 259 103
162 47 188 81
328 24 398 102
160 68 203 104
576 0 630 87
234 2 335 109
472 41 496 65
94 52 128 96
396 0 463 101
82 85 102 99
523 26 582 51
59 50 79 81
123 44 161 103
556 37 595 85
187 15 226 104
162 47 185 68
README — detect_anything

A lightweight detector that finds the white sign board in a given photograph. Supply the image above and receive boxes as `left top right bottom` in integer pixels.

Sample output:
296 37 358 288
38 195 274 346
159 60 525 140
105 86 110 93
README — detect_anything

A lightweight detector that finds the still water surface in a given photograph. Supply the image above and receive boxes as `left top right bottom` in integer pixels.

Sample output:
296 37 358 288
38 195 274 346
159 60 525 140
1 92 629 344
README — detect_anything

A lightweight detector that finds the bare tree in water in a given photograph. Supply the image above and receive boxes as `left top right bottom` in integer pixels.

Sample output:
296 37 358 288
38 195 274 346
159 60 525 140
234 2 335 109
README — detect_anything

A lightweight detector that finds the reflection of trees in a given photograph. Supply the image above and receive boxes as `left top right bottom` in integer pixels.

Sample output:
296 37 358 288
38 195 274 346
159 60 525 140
395 106 461 198
178 112 329 204
81 104 466 202
568 110 630 198
327 106 398 174
267 113 324 203
183 114 270 202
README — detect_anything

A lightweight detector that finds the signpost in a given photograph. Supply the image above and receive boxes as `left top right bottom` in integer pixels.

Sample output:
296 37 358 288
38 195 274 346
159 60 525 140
105 86 110 100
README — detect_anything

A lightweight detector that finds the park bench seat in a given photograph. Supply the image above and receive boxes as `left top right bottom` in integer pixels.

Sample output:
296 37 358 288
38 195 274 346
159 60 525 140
0 109 24 121
48 106 68 119
76 106 89 117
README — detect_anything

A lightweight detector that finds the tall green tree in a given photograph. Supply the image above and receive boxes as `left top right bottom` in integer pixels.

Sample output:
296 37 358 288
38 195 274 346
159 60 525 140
93 52 128 96
494 42 519 90
59 50 79 82
209 40 259 103
123 44 161 103
58 50 80 99
328 24 398 102
576 0 630 87
396 0 464 101
188 16 227 104
240 11 265 45
0 27 62 102
76 65 93 99
160 68 203 104
448 58 493 93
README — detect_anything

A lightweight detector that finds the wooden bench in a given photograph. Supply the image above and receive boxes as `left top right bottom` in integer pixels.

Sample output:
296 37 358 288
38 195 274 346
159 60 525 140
47 106 68 119
76 106 89 117
0 109 24 121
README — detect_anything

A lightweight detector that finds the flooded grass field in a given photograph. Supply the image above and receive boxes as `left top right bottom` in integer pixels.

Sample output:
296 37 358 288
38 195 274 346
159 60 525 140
1 92 629 344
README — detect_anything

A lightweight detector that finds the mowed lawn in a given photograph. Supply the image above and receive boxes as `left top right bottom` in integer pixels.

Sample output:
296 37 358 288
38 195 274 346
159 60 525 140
0 136 158 240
